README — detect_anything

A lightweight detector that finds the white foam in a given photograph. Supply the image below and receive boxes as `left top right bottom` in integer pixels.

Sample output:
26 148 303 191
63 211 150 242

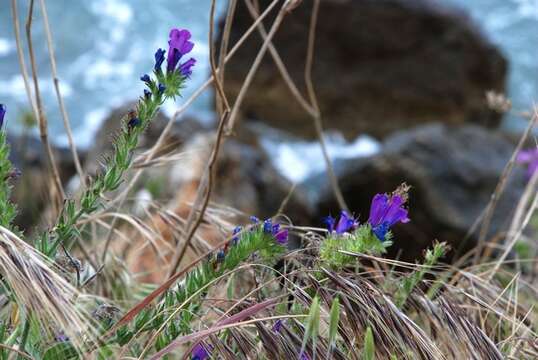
0 75 72 99
0 38 13 57
261 133 381 183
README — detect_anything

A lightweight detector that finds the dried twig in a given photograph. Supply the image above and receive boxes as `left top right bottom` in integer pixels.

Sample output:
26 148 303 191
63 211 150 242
473 109 537 264
38 0 86 187
25 0 66 211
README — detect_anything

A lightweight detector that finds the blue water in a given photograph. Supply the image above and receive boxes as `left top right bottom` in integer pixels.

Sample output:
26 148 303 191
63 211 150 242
0 0 536 147
0 0 224 147
448 0 538 132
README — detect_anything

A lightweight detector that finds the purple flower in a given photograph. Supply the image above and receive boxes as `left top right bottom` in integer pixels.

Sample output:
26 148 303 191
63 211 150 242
272 319 283 333
265 219 288 244
179 58 196 77
274 228 288 244
516 148 538 178
250 216 260 224
154 48 166 72
158 83 166 94
325 211 358 234
140 74 151 83
0 104 6 129
368 193 409 241
167 29 194 73
192 343 212 360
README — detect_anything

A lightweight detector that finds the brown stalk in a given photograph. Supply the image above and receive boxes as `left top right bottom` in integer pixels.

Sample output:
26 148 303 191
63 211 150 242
25 0 66 212
38 0 86 187
473 109 537 264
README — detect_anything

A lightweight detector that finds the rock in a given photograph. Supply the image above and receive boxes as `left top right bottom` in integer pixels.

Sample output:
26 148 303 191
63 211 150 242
309 124 526 261
7 134 84 230
84 102 211 175
121 131 313 282
217 0 507 139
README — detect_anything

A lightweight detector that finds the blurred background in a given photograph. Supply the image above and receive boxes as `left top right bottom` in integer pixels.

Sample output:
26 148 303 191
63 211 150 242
0 0 537 260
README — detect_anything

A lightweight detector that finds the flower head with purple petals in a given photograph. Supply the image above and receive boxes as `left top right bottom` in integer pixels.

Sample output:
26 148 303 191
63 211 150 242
0 104 6 129
325 211 358 235
192 343 212 360
368 192 410 241
263 218 288 245
516 148 538 178
167 29 195 73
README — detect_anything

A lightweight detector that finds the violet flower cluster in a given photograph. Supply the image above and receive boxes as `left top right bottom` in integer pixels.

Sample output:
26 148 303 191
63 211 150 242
324 191 409 241
368 193 409 241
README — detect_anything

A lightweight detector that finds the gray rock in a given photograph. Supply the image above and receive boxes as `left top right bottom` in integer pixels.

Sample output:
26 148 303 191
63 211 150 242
217 0 507 140
310 124 525 260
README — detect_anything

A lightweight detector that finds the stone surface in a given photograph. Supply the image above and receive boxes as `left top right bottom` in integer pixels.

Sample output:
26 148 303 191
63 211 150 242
7 134 84 230
218 0 507 139
309 124 525 260
122 131 313 282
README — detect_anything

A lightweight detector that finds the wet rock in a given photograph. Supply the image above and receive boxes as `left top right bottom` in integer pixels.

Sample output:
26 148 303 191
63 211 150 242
218 0 507 139
7 134 84 230
309 124 525 261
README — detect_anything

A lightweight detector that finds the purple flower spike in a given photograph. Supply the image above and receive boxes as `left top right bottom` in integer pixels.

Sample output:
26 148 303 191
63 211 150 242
368 193 410 241
179 58 196 77
192 343 212 360
154 48 166 72
0 104 6 129
516 148 538 178
167 29 194 73
335 210 358 234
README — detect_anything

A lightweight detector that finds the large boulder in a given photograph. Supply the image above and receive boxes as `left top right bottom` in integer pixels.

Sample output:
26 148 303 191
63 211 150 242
308 124 525 261
218 0 507 139
7 134 83 230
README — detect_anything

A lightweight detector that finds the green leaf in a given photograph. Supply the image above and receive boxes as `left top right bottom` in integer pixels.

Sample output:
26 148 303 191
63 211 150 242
363 327 375 360
43 342 79 360
328 297 340 346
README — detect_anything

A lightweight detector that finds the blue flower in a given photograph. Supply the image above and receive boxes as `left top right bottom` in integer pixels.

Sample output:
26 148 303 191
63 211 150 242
325 211 358 234
216 249 225 263
143 89 151 99
232 226 242 244
154 48 166 72
158 83 166 94
140 74 151 83
250 216 260 224
191 343 212 360
127 117 141 130
263 219 273 234
0 104 6 129
368 193 409 241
